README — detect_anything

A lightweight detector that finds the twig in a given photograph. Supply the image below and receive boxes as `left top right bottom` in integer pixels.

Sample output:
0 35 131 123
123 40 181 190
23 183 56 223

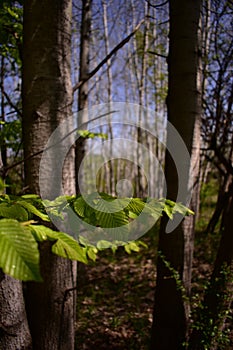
3 110 117 176
0 83 22 118
72 19 145 93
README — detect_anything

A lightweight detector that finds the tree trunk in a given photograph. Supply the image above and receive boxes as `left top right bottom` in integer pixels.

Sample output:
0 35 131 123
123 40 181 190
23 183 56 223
0 57 7 173
188 181 233 349
206 174 232 234
0 272 32 350
102 0 114 195
150 1 202 349
22 0 76 349
75 0 91 195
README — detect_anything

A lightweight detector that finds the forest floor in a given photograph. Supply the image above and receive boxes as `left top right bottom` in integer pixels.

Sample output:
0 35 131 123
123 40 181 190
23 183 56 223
75 231 157 350
75 224 218 350
75 180 233 349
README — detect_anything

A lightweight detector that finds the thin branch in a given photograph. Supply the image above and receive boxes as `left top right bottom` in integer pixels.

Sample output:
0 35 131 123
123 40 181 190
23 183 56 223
147 50 168 59
3 110 118 176
146 0 168 9
0 83 22 118
72 19 145 93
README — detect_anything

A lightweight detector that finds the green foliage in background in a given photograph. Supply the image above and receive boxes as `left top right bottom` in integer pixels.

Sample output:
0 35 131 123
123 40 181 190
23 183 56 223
0 0 23 67
77 129 108 140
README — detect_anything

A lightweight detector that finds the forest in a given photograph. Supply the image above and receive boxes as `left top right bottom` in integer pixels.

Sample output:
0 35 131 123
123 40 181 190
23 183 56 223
0 0 232 349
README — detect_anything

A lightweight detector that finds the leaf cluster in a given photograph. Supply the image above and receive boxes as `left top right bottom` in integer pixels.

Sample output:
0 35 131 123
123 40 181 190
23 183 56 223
0 1 23 67
77 129 108 140
0 119 22 153
0 191 193 282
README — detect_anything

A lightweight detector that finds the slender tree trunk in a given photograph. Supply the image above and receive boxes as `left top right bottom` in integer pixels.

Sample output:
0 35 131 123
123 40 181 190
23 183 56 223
22 1 76 349
188 181 233 349
75 0 91 195
102 0 114 195
150 1 202 349
136 1 150 197
74 0 92 311
0 57 7 172
206 174 232 234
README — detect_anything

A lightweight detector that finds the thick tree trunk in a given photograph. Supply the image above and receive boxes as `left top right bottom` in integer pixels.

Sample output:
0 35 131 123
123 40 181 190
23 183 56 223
150 1 202 349
24 242 77 350
0 272 32 350
22 0 75 196
22 1 76 349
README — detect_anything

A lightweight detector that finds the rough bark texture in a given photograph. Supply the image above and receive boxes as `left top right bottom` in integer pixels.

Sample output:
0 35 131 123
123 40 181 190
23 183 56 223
0 272 32 350
24 242 77 350
22 0 75 196
22 0 76 349
150 1 202 349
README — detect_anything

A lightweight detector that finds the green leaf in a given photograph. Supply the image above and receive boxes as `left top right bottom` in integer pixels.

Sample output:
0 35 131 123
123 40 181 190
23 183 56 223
21 194 40 199
16 200 50 221
0 203 28 221
0 219 41 281
125 198 145 215
87 247 97 261
30 225 88 264
163 199 194 218
124 241 140 253
137 240 148 248
77 130 108 139
124 244 132 254
95 200 129 241
43 196 73 221
51 232 88 264
29 225 49 242
172 202 194 216
163 200 174 219
96 240 113 250
128 211 138 219
95 200 128 228
78 235 93 247
0 177 8 195
73 196 86 217
125 198 164 221
111 244 118 254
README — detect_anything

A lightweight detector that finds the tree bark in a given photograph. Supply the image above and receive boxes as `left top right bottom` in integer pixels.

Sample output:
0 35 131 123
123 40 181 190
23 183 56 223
150 1 202 349
102 0 114 195
188 181 233 349
0 272 32 350
75 0 91 195
206 174 232 234
22 0 76 349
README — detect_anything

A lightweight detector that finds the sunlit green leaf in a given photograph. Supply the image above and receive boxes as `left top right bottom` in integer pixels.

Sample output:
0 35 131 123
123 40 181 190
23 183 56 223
0 219 41 281
87 247 97 261
96 240 113 250
30 225 88 264
16 200 50 221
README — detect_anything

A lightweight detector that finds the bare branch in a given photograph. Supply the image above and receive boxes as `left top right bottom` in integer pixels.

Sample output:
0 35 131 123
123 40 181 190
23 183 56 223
3 110 117 176
72 19 145 93
0 83 22 118
147 50 168 59
146 0 168 9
